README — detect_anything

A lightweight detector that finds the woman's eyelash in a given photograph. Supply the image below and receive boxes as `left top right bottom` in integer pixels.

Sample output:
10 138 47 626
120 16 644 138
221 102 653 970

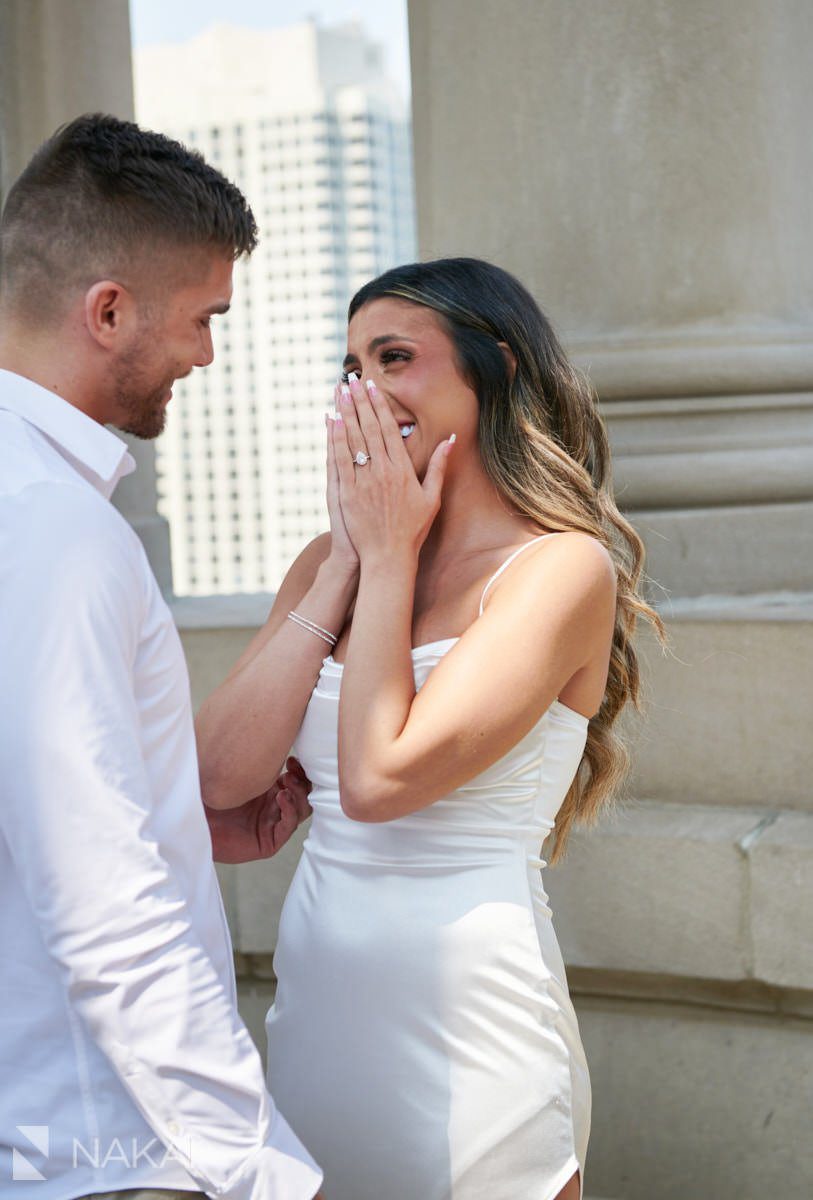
340 350 412 382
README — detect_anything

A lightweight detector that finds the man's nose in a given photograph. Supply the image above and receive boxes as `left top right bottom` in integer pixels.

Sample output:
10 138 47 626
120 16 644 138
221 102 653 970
196 327 215 368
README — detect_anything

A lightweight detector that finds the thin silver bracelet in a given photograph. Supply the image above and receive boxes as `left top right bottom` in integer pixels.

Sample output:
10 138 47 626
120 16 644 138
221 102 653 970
287 611 338 647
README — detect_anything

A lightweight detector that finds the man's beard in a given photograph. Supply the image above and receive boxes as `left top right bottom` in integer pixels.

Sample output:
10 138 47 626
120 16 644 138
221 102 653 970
113 334 177 440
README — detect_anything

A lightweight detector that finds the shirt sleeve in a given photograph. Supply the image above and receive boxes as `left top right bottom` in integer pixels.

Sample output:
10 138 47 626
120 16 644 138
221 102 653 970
0 482 322 1200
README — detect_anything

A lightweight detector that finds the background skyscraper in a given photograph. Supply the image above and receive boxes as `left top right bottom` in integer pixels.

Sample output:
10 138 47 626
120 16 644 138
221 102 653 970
135 20 416 594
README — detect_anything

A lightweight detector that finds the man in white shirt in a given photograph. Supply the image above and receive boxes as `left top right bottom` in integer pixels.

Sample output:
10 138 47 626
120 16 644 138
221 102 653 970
0 114 324 1200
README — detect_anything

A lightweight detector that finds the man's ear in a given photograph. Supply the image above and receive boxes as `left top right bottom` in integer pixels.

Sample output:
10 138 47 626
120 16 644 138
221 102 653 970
84 280 135 349
497 340 517 383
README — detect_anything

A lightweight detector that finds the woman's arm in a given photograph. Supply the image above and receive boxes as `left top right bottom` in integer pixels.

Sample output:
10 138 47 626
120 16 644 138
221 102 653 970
196 532 357 809
331 380 616 822
197 414 361 809
340 534 615 820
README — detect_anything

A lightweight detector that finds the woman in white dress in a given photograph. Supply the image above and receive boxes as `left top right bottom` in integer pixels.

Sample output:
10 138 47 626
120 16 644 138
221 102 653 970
198 258 664 1200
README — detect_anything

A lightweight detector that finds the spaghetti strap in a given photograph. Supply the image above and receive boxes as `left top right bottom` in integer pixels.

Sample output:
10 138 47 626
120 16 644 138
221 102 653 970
478 533 560 616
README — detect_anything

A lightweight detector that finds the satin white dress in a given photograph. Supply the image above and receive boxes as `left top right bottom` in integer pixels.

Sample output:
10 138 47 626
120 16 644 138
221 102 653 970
266 536 592 1199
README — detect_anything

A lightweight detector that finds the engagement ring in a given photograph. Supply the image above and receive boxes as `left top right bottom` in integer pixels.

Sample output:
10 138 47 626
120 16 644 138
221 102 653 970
354 451 370 466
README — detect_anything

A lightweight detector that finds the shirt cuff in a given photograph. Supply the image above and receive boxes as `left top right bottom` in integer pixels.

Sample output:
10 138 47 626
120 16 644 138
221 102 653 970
218 1109 323 1200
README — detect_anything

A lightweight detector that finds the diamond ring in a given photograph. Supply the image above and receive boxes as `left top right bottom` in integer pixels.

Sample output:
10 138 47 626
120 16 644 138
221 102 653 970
354 450 370 467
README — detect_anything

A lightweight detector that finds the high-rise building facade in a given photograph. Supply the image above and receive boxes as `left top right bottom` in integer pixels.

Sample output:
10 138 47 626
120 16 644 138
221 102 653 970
134 21 415 594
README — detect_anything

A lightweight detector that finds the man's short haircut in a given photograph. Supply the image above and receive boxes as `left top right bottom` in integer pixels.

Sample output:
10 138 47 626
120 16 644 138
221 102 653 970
0 112 258 323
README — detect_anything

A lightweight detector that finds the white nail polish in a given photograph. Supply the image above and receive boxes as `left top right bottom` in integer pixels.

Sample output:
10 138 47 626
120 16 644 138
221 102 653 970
365 379 376 393
347 371 358 384
449 433 457 444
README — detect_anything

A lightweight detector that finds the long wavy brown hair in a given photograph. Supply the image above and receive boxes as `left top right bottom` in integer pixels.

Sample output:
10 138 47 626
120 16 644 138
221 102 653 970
349 257 666 863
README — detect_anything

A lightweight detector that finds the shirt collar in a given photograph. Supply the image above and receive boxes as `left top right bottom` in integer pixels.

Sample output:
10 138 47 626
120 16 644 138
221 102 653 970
0 367 136 499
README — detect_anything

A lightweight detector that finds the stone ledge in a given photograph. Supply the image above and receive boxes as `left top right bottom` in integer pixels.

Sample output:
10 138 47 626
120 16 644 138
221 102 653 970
172 591 274 629
627 617 812 810
230 958 813 1022
632 501 813 595
570 334 813 399
748 811 813 990
172 588 813 631
655 590 813 621
567 968 813 1021
547 801 813 991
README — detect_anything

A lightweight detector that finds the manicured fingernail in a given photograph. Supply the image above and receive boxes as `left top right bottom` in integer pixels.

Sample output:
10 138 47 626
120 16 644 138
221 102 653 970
340 382 351 397
366 379 376 394
445 433 457 456
347 371 358 384
334 413 343 424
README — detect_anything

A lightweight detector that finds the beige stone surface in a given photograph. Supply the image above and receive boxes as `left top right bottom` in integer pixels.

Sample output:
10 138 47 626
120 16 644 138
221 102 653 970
235 979 276 1070
748 812 813 990
230 827 308 954
546 802 755 980
547 798 813 992
629 501 813 597
577 996 813 1200
627 614 813 810
605 394 813 509
0 0 134 194
408 0 813 360
180 623 260 712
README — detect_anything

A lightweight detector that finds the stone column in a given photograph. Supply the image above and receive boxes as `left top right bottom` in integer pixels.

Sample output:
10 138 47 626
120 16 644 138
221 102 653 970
0 0 172 591
408 2 812 1198
409 0 813 595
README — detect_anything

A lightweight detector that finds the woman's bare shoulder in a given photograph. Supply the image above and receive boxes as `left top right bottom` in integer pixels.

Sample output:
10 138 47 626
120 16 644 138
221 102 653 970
494 530 615 595
485 530 616 629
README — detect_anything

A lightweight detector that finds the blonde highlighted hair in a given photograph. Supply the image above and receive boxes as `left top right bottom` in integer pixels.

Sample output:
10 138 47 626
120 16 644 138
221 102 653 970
350 258 666 862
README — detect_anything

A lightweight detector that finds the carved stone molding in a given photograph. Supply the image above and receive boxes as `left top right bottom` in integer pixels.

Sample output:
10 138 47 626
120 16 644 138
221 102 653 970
603 392 813 510
571 333 813 401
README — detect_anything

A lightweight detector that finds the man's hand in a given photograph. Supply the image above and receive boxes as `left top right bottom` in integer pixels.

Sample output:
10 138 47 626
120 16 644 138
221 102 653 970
205 758 313 863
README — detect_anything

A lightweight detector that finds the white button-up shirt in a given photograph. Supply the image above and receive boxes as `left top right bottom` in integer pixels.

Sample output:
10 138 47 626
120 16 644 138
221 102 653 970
0 369 322 1200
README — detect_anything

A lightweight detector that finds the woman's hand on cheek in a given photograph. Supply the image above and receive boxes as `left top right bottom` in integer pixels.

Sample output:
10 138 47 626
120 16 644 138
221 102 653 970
331 373 455 565
324 390 360 574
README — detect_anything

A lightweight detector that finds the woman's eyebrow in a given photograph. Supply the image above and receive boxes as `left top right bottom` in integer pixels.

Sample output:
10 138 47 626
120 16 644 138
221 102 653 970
343 335 417 368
